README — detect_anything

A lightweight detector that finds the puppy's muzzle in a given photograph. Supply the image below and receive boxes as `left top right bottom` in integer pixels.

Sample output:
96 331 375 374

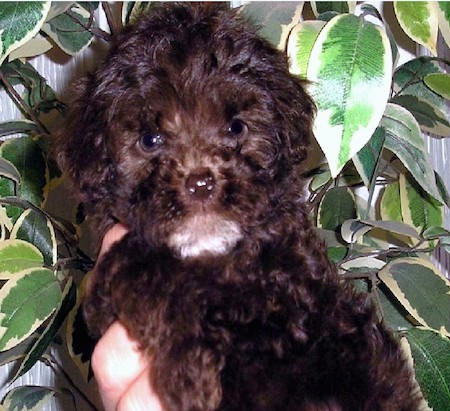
185 168 216 201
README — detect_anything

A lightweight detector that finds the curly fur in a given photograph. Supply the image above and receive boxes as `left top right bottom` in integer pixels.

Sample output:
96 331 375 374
58 3 422 410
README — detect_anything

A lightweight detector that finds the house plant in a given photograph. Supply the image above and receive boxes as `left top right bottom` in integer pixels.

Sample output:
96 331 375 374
0 2 449 409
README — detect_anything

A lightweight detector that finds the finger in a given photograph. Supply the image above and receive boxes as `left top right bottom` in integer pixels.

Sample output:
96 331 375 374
99 223 129 258
92 322 149 411
117 367 163 411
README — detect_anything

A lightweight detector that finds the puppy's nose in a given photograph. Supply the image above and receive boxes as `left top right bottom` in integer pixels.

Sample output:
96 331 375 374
185 168 215 200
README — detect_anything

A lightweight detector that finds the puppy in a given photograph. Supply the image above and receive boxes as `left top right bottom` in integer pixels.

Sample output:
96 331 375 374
59 3 421 410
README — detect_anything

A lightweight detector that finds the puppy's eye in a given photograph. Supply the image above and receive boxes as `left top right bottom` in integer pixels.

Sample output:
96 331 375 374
228 119 247 137
139 132 164 151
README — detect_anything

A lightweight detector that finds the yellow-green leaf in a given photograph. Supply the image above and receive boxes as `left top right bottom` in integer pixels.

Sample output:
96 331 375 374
399 173 443 235
423 73 450 100
394 1 438 55
288 20 325 77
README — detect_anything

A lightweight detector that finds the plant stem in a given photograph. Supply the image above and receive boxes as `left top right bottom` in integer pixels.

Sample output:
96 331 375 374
102 2 121 36
0 72 51 138
64 9 111 42
43 354 99 411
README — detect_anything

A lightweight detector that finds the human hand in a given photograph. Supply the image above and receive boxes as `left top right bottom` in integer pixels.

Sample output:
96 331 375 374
91 224 164 411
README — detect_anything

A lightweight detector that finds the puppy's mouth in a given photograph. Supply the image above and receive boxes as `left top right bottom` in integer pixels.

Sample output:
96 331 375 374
167 213 242 259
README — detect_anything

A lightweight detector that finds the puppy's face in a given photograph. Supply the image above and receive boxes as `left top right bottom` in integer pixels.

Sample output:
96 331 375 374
63 4 314 259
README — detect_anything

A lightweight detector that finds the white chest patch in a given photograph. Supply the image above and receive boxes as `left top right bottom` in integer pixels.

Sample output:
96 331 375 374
168 214 242 259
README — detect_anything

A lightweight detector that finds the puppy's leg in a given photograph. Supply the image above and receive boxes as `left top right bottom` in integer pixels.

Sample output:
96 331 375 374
152 340 223 411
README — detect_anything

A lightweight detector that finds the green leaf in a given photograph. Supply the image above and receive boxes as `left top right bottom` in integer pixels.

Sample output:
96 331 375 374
399 173 443 235
0 137 49 221
377 284 415 331
0 239 44 279
0 1 51 65
423 73 450 100
381 103 442 203
391 94 450 137
379 258 450 336
41 4 94 56
318 187 357 232
406 328 450 410
307 14 392 177
288 20 325 78
310 1 354 16
11 209 58 266
0 157 20 183
394 1 438 55
240 2 303 49
2 385 56 411
0 267 61 351
13 279 76 381
353 126 385 188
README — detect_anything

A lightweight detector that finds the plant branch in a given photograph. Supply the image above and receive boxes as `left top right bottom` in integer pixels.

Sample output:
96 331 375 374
0 72 51 138
340 243 436 265
43 354 99 411
305 177 334 216
102 2 121 37
64 9 112 42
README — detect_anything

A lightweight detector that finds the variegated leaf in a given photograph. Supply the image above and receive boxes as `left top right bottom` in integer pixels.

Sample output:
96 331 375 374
240 2 304 50
379 258 450 336
288 20 325 77
2 386 56 411
307 14 392 177
0 267 61 351
0 1 51 65
391 94 450 137
399 173 443 236
13 279 76 381
394 1 438 55
432 1 450 51
11 209 58 266
0 239 44 280
381 103 442 203
41 4 94 56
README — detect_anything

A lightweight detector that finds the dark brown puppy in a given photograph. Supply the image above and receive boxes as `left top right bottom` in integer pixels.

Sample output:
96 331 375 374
59 3 421 410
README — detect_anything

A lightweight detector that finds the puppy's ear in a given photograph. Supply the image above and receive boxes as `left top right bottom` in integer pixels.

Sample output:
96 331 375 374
272 74 316 167
56 73 115 206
